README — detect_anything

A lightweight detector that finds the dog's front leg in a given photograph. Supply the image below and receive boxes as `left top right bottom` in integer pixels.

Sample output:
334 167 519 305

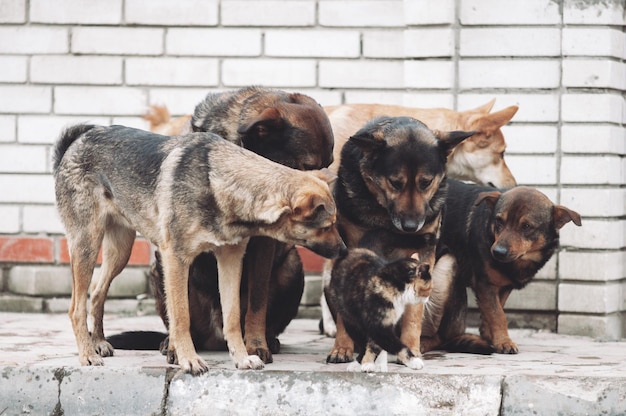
161 249 208 375
475 280 518 354
243 236 276 363
216 240 265 370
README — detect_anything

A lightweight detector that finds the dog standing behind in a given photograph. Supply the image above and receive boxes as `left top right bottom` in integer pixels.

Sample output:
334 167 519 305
421 179 582 354
138 87 336 364
53 124 345 374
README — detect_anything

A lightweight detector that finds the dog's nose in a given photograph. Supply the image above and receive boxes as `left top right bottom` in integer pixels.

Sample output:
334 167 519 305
401 219 419 233
491 244 509 261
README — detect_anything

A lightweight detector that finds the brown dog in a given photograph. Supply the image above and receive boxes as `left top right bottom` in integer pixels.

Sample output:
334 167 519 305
53 124 345 374
324 100 518 188
143 87 335 364
421 179 582 354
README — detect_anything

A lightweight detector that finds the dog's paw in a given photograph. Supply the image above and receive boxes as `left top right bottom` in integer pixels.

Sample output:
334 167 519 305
326 347 354 364
247 346 273 364
80 352 104 367
405 357 424 370
94 340 114 358
360 362 379 373
268 337 281 355
346 361 361 372
323 320 337 338
494 338 519 354
178 355 209 375
236 355 265 370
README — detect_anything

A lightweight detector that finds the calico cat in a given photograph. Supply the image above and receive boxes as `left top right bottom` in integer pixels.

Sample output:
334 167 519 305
326 249 431 372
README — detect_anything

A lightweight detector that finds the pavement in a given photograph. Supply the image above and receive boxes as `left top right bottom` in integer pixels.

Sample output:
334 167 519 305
1 313 625 416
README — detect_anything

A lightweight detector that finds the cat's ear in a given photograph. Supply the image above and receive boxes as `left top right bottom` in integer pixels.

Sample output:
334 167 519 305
410 253 420 262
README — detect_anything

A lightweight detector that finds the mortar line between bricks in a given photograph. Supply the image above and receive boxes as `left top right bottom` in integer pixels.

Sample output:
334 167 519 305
452 0 461 110
555 0 565 334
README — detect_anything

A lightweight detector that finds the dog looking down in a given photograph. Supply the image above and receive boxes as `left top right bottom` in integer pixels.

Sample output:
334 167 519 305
53 124 345 374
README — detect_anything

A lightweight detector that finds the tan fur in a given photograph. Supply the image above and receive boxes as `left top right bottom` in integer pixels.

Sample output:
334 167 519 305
143 105 192 136
324 100 519 188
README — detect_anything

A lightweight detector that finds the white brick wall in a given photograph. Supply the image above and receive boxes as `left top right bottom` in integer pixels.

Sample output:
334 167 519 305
0 0 623 339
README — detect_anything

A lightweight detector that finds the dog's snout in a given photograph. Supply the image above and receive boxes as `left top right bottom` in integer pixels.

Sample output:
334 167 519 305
491 244 509 261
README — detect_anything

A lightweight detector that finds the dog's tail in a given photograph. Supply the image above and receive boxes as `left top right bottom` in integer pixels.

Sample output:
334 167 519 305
143 105 171 131
440 334 494 355
106 331 167 351
53 124 97 172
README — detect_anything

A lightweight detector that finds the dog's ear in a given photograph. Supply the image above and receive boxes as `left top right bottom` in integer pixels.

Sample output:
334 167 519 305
475 191 501 209
292 193 335 221
468 105 519 133
553 205 582 229
434 130 476 156
257 202 292 224
309 168 337 187
349 118 391 154
237 107 284 140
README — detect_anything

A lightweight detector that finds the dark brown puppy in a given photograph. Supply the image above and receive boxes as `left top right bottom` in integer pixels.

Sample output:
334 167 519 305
156 87 334 364
325 116 474 364
421 179 582 354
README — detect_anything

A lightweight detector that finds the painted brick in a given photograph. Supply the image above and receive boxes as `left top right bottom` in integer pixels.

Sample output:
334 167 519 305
363 30 404 58
559 313 622 340
148 88 208 115
563 0 626 25
0 144 48 173
167 29 261 57
30 0 122 24
91 267 149 298
503 125 558 154
125 0 218 26
404 28 454 58
54 87 147 116
58 237 152 266
319 1 404 27
0 56 26 82
222 59 316 88
0 236 54 262
297 89 342 107
561 188 625 218
319 60 404 89
8 266 72 296
222 1 315 27
561 155 624 185
404 61 454 89
0 174 55 204
23 205 64 234
72 27 164 55
503 155 557 186
111 116 149 130
460 94 559 123
558 282 622 314
17 115 110 145
562 28 625 59
460 28 560 57
559 251 626 282
561 125 626 155
459 60 560 89
0 26 68 54
400 93 454 109
0 0 26 23
0 115 16 142
561 94 624 124
562 59 626 90
126 58 218 87
404 0 454 25
31 56 122 85
535 255 557 280
0 295 44 313
297 246 324 273
468 281 556 310
460 0 560 25
301 274 322 306
560 219 625 250
0 86 51 114
0 206 20 233
265 30 360 58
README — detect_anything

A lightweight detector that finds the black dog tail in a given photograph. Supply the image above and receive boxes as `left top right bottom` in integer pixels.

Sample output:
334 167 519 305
106 331 167 351
440 334 495 355
53 124 97 172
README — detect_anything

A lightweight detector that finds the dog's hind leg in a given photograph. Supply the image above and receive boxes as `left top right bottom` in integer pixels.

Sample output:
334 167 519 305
216 240 264 370
89 223 136 357
67 230 105 366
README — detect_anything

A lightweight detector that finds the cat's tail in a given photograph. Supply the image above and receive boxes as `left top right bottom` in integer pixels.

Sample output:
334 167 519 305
440 334 494 355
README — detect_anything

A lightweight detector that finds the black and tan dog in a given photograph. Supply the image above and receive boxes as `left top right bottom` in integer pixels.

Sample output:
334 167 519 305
138 87 335 364
421 179 582 355
53 124 345 374
325 116 475 364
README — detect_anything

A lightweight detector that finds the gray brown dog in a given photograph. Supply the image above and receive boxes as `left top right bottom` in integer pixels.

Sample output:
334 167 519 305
53 124 345 374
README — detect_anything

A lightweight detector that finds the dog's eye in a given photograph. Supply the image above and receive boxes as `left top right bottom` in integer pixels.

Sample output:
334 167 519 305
388 178 403 191
520 222 533 232
494 217 504 232
419 177 433 190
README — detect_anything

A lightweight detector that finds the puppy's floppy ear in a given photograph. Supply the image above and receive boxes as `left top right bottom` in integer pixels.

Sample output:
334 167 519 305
475 191 501 210
309 168 337 187
237 107 284 140
257 203 292 225
434 130 476 156
292 193 336 220
553 205 582 229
